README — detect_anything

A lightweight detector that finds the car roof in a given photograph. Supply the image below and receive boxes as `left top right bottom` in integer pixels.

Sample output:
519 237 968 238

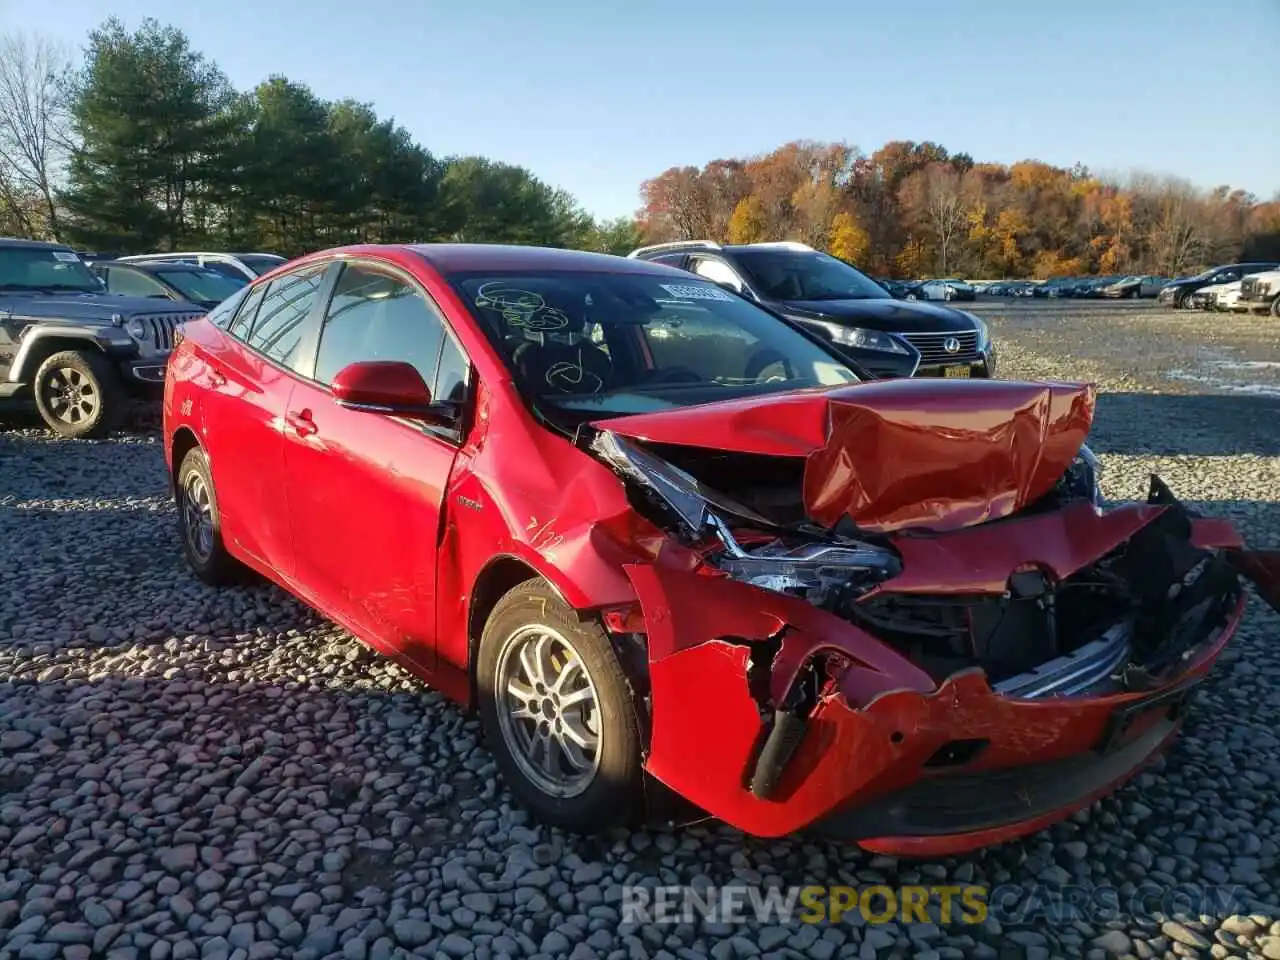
407 243 686 277
103 260 209 274
0 237 74 251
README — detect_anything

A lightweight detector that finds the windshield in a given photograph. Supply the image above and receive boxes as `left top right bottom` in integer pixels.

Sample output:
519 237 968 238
731 250 891 302
156 268 247 304
450 271 860 420
240 255 286 276
0 246 102 293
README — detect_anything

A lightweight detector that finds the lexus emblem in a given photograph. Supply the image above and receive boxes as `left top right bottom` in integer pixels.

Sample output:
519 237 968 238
943 336 961 354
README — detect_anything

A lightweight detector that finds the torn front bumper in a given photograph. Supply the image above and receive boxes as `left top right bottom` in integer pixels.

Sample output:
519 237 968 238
627 482 1277 856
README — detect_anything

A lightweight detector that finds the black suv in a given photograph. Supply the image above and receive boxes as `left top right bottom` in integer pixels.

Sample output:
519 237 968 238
0 238 206 438
628 241 995 380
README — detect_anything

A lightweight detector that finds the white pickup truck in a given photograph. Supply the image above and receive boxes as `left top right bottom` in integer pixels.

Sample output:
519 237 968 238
1238 267 1280 316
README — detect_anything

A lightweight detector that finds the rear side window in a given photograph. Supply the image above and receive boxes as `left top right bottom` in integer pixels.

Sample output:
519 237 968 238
227 283 268 339
244 264 328 370
207 285 251 329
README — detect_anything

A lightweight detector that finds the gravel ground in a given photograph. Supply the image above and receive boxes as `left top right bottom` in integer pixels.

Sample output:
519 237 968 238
2 300 1279 960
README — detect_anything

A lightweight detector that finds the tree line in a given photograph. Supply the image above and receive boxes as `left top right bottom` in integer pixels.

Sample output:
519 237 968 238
0 20 640 257
2 21 1277 277
639 141 1280 279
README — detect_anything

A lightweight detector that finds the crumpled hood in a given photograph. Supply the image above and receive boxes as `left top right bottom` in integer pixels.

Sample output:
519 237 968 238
591 378 1096 533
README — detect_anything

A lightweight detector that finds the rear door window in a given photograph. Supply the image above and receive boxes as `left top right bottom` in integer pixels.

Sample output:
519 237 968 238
243 264 328 371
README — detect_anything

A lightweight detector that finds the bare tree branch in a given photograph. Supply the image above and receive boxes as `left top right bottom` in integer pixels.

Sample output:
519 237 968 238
0 31 76 238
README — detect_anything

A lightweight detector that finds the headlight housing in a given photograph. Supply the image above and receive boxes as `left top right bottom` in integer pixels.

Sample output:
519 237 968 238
125 318 147 340
1065 443 1103 505
794 318 910 355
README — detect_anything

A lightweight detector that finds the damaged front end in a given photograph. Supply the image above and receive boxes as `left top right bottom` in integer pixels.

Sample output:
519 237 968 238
585 425 1279 851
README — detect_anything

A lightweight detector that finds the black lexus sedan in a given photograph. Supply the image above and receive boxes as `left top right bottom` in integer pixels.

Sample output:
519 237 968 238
627 241 994 380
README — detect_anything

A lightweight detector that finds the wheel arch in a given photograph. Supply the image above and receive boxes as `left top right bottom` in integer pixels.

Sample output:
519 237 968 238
9 331 109 383
466 555 565 685
169 426 203 494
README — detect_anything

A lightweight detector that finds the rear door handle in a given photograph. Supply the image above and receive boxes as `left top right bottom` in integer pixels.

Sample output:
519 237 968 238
286 409 317 437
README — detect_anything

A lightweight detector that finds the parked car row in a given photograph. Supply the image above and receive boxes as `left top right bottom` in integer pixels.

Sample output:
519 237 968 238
0 241 286 437
1157 262 1280 311
869 264 1280 314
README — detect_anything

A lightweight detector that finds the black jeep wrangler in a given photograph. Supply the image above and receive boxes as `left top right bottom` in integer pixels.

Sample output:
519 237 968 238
0 238 206 438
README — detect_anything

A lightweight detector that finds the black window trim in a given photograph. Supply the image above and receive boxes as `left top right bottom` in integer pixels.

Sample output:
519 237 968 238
306 255 475 447
219 261 336 379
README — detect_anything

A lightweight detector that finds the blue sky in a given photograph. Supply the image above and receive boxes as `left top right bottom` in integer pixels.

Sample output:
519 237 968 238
3 0 1277 219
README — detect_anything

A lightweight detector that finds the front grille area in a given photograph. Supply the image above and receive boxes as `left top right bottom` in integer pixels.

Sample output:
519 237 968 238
1239 277 1271 301
899 330 981 365
133 312 204 351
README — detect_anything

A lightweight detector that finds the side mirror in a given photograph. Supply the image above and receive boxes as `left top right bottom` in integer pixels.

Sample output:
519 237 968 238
330 360 455 423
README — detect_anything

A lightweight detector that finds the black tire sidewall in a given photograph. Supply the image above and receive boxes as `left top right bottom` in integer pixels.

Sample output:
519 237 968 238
33 350 126 439
176 446 239 585
476 581 643 831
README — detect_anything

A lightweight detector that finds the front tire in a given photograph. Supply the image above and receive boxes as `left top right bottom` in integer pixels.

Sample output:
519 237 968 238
1270 296 1280 319
32 350 126 439
176 446 243 586
477 581 643 832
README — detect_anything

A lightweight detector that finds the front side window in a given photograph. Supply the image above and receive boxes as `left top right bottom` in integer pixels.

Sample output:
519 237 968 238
106 268 171 299
313 263 449 389
157 268 247 304
244 264 328 369
733 250 891 302
450 270 859 423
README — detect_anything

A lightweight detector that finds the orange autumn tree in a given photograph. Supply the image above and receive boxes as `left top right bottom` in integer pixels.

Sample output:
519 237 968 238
636 140 1275 277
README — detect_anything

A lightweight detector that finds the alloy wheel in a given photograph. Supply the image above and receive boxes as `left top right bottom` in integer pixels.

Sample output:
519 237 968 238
182 472 215 563
41 366 98 426
495 624 602 798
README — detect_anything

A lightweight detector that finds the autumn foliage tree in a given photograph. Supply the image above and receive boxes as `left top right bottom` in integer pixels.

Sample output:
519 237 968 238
637 139 1276 278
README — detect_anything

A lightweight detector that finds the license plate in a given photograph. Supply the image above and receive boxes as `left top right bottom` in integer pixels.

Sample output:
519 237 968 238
943 365 971 378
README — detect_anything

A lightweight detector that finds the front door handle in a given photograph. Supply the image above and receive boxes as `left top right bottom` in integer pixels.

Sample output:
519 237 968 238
286 409 317 437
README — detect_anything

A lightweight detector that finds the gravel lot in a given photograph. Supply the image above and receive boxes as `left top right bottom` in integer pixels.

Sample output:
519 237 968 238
2 300 1279 960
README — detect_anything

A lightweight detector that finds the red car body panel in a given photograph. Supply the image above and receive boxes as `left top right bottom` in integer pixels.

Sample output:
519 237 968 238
630 555 1244 850
161 243 1276 857
593 378 1095 534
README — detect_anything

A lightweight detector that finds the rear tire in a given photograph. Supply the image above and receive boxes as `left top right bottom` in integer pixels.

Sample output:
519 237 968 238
176 446 244 586
32 350 126 439
1270 296 1280 319
476 580 643 832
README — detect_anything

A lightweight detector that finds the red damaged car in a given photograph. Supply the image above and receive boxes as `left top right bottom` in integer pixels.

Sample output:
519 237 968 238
162 244 1279 856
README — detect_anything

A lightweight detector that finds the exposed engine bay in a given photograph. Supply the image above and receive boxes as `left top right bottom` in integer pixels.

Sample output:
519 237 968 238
585 428 1247 701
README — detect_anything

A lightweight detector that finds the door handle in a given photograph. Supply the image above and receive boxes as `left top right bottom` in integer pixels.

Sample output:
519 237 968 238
286 409 317 437
208 368 227 388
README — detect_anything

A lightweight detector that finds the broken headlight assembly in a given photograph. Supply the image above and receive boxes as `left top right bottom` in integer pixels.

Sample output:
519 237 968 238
708 514 900 595
1066 443 1103 506
590 430 900 599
